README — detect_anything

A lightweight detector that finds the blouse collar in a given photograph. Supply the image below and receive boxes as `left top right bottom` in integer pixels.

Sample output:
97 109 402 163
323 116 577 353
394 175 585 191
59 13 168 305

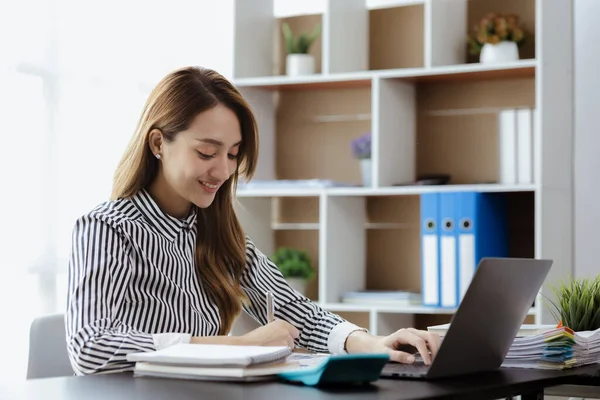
131 188 197 242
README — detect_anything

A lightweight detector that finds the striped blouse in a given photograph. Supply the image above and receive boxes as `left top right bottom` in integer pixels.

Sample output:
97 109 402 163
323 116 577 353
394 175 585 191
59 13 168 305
65 188 363 375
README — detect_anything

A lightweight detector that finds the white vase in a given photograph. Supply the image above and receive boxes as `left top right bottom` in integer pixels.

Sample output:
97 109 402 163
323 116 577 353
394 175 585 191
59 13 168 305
286 54 315 76
360 158 372 187
480 41 519 64
286 278 308 295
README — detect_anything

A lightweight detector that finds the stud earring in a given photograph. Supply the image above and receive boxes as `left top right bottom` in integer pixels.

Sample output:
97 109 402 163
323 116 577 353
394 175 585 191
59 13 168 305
155 153 161 160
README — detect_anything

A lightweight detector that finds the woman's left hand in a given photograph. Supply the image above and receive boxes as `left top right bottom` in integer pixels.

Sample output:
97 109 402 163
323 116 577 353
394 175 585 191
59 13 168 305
345 328 441 365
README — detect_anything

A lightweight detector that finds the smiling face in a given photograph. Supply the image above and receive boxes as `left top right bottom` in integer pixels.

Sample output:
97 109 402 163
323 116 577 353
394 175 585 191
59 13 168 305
148 103 242 216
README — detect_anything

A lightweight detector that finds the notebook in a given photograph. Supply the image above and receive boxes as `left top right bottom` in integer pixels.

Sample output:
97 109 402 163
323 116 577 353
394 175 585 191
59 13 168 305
131 352 330 382
133 361 296 382
126 343 293 367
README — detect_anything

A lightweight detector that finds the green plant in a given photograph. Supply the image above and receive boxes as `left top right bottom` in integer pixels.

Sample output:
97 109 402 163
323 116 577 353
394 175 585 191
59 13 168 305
282 22 321 54
270 247 315 280
467 12 526 55
545 275 600 332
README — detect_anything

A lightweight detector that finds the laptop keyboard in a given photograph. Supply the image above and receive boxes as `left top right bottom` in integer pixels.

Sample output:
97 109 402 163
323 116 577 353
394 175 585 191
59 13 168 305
382 362 430 377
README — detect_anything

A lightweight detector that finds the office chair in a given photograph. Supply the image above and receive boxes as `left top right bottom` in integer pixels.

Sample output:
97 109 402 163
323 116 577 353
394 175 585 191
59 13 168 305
25 310 260 379
26 313 74 379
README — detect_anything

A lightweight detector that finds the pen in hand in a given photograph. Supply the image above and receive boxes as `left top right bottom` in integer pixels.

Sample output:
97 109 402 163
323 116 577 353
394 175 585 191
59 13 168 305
266 290 275 323
252 290 298 349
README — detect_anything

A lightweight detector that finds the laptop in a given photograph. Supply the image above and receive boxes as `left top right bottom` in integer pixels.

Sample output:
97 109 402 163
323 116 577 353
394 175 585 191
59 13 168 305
380 257 553 380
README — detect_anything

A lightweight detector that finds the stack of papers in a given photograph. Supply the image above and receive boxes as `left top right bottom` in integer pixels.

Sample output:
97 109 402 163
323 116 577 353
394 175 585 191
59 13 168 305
502 326 600 370
126 344 329 382
428 323 556 338
428 323 600 370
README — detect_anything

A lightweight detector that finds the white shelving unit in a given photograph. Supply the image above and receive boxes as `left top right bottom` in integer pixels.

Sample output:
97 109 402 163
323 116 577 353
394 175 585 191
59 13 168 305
233 59 537 89
231 0 573 335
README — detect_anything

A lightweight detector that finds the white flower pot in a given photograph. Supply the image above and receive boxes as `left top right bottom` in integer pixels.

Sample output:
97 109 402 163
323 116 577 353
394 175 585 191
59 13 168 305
286 278 308 295
480 41 519 64
360 158 372 187
286 54 315 76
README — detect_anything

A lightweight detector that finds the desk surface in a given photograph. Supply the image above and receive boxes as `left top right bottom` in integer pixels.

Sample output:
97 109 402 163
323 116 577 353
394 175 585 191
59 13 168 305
3 365 599 400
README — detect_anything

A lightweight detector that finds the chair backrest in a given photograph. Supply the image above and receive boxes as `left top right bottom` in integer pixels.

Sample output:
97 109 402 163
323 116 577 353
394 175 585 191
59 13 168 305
26 311 261 378
27 313 73 379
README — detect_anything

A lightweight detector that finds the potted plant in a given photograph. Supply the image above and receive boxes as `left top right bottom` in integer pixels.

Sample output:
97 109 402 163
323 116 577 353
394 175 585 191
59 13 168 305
270 247 315 295
467 13 526 64
546 275 600 332
351 132 372 187
282 22 320 76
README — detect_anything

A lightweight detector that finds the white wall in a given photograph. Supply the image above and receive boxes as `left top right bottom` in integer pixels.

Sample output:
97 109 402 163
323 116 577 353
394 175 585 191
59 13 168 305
0 0 237 383
574 0 600 279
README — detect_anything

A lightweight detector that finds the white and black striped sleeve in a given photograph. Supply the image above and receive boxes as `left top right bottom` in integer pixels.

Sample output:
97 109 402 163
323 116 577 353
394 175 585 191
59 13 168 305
240 238 367 354
65 215 181 375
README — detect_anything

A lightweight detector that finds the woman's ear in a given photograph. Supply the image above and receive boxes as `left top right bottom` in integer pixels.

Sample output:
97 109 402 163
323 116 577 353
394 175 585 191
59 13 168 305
148 129 163 158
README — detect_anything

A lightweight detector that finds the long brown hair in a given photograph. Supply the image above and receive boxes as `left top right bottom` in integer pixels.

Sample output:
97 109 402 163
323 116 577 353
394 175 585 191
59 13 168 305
112 66 258 334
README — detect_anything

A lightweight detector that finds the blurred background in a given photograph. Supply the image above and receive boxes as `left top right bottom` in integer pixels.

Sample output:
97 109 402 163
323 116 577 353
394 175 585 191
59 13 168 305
0 0 239 381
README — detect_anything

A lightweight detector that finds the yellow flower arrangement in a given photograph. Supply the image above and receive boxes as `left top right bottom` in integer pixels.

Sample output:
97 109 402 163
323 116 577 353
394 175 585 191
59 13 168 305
467 13 526 55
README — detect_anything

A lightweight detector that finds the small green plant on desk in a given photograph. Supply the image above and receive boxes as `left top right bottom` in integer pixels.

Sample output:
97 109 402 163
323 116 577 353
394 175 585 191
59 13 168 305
271 247 315 295
546 275 600 331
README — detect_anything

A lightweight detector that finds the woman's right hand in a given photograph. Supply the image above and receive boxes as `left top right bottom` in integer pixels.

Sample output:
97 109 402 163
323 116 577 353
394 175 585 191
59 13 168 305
238 319 299 348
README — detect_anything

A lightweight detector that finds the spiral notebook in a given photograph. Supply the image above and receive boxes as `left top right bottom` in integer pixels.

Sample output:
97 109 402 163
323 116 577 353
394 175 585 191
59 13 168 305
130 353 330 382
126 343 293 367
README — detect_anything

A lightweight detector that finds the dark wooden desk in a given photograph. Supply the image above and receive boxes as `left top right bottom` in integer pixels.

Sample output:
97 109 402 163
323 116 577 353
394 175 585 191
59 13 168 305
2 365 599 400
545 371 600 398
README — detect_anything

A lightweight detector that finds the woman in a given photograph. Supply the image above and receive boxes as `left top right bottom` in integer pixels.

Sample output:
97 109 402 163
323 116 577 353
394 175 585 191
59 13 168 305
65 66 439 375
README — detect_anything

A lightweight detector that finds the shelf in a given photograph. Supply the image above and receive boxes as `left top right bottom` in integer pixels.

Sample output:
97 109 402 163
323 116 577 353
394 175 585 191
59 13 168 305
311 113 371 123
235 72 373 91
365 222 410 229
321 302 537 316
388 59 536 83
328 184 537 196
271 222 319 230
236 183 536 198
236 188 324 197
269 222 409 230
425 106 533 117
233 59 536 90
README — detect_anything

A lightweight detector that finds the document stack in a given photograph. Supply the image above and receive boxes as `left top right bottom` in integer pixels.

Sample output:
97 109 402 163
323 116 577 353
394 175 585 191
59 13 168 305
428 323 600 370
502 326 600 370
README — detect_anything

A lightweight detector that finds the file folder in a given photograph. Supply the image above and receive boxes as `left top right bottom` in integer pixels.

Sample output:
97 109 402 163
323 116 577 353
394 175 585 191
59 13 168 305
516 108 534 184
439 192 458 308
498 109 517 184
420 193 440 307
456 192 508 301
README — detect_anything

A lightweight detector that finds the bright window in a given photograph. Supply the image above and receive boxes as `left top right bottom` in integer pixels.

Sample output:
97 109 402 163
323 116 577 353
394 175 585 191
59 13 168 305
0 0 233 382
